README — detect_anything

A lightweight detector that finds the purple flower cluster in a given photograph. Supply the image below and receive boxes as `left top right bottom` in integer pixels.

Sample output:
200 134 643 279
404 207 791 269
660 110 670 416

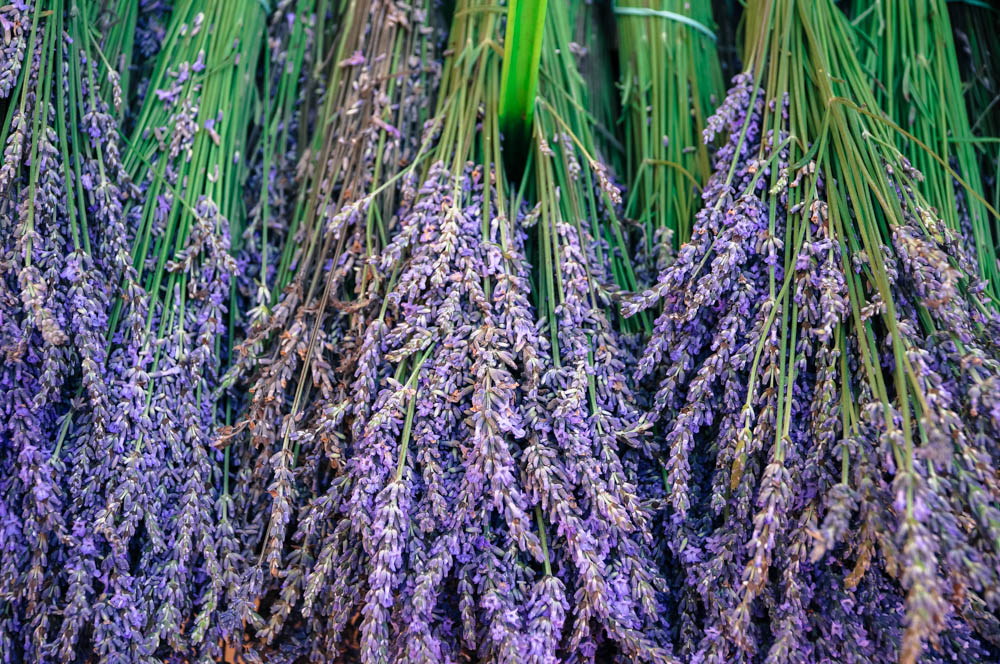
238 155 671 662
225 1 682 656
624 65 1000 663
0 3 26 99
212 2 445 661
0 5 135 659
0 2 266 661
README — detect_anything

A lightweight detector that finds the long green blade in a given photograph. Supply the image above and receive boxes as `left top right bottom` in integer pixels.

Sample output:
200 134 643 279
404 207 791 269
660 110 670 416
499 0 548 150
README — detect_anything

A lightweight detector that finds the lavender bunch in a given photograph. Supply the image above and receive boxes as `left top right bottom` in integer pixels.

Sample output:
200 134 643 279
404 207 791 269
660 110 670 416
229 0 672 660
0 2 146 659
288 157 543 663
215 0 442 659
233 2 542 656
1 1 270 660
225 0 437 390
624 0 1000 661
522 1 676 659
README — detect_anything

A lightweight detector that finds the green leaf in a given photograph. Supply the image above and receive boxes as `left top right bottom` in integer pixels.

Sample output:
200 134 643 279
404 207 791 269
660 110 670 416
499 0 548 151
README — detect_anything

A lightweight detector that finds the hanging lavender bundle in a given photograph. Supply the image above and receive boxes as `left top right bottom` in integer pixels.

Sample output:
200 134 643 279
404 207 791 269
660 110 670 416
77 1 266 658
624 0 1000 661
216 0 443 660
0 1 144 659
224 0 437 401
525 1 674 659
3 1 266 660
230 2 541 658
225 0 674 660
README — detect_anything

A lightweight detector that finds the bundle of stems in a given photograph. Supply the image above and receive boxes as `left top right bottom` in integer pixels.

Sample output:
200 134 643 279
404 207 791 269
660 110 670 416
227 0 673 659
572 1 624 178
0 1 154 658
625 0 1000 660
616 0 724 252
533 0 641 331
262 0 436 315
218 0 324 409
230 1 532 657
241 0 323 327
6 0 267 659
949 1 1000 253
853 0 1000 302
523 0 677 658
215 0 442 659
